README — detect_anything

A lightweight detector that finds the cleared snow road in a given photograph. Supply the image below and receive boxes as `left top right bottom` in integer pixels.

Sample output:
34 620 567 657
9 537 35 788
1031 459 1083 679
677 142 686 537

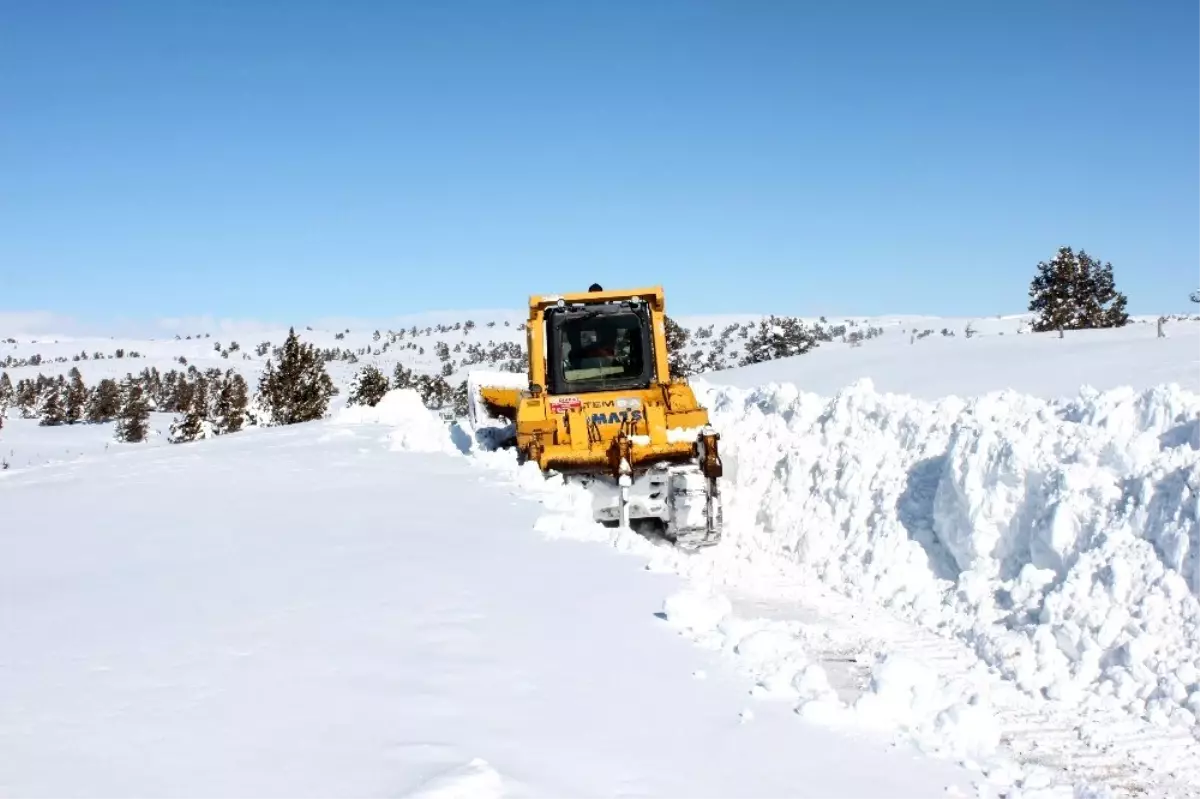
0 420 975 798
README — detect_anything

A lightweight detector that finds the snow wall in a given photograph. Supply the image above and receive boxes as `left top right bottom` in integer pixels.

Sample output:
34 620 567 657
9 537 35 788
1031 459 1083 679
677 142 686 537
696 377 1200 727
339 379 1200 733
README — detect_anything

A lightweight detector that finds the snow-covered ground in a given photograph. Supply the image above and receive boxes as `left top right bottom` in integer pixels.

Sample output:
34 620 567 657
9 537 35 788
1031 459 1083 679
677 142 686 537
718 316 1200 398
2 313 1199 797
0 393 976 798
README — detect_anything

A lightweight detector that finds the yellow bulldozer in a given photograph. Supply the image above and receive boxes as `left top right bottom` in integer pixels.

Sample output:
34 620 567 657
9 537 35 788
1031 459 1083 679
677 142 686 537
467 284 723 549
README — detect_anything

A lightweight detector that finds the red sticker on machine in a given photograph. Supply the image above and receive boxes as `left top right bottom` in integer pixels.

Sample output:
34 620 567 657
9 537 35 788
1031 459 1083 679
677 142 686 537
550 397 582 413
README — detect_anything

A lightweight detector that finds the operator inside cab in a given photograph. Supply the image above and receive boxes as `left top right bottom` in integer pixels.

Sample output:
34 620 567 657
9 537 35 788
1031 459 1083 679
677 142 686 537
565 323 617 370
578 325 617 362
555 283 649 389
565 284 613 368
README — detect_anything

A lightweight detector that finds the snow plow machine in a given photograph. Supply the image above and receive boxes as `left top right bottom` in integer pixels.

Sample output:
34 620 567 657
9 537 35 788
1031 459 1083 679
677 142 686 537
467 284 723 549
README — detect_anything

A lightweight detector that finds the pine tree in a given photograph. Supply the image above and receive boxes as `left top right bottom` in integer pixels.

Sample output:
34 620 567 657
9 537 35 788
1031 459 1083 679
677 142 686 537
1028 246 1129 332
169 378 214 443
740 316 822 365
114 378 151 443
38 382 66 426
86 378 122 423
214 370 249 434
139 367 163 410
347 364 390 407
452 380 469 417
169 371 196 414
256 327 336 425
64 367 88 424
0 372 12 411
663 315 693 379
15 378 38 418
244 392 275 428
415 373 453 409
392 362 414 390
1089 259 1129 327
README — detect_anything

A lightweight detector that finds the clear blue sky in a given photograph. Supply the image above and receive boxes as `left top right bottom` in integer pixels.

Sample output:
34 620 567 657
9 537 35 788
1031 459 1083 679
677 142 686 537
1 0 1196 323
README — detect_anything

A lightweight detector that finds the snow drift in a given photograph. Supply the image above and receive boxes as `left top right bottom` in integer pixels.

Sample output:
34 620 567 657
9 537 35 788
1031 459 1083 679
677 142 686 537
332 373 1200 790
695 377 1200 728
333 389 459 454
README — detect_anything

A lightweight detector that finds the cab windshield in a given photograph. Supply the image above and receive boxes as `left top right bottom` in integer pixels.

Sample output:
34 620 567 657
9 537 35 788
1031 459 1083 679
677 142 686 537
554 310 648 391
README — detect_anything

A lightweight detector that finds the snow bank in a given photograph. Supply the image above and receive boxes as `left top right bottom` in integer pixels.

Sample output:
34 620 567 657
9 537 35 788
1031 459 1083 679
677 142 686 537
400 369 1200 792
442 366 1200 788
700 378 1200 728
333 389 458 454
658 587 1005 767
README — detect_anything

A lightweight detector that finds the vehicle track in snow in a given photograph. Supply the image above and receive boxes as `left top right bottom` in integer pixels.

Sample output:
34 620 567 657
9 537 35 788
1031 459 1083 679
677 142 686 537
458 394 1200 797
724 581 1200 798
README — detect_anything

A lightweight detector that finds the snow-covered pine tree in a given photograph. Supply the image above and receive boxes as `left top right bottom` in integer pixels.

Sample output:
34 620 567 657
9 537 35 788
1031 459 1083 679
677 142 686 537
14 378 38 418
1028 246 1129 332
213 370 249 434
138 367 163 411
256 327 336 425
169 370 197 414
415 373 453 410
663 315 692 378
114 378 151 443
452 380 469 417
702 348 727 372
38 381 66 426
169 377 214 443
86 378 122 423
204 366 223 385
160 370 179 412
1085 257 1129 328
392 362 414 390
0 371 12 411
64 367 88 423
347 364 390 407
740 316 822 365
244 391 275 428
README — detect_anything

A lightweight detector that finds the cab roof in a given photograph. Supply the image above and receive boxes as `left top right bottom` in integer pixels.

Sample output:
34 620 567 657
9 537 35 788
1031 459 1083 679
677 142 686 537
529 285 664 313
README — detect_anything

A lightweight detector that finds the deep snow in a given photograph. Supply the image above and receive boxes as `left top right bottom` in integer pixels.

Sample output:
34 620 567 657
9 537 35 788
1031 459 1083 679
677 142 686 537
0 404 977 798
689 379 1200 785
452 321 1200 796
7 314 1200 791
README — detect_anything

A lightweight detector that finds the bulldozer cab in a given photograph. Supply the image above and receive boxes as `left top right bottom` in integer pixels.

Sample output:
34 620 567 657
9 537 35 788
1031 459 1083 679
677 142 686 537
524 285 671 400
548 302 653 395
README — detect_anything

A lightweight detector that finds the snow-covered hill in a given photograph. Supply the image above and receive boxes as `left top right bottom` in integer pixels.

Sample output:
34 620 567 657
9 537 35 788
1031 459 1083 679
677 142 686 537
2 307 1193 446
714 314 1200 398
0 308 992 468
2 310 1199 797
